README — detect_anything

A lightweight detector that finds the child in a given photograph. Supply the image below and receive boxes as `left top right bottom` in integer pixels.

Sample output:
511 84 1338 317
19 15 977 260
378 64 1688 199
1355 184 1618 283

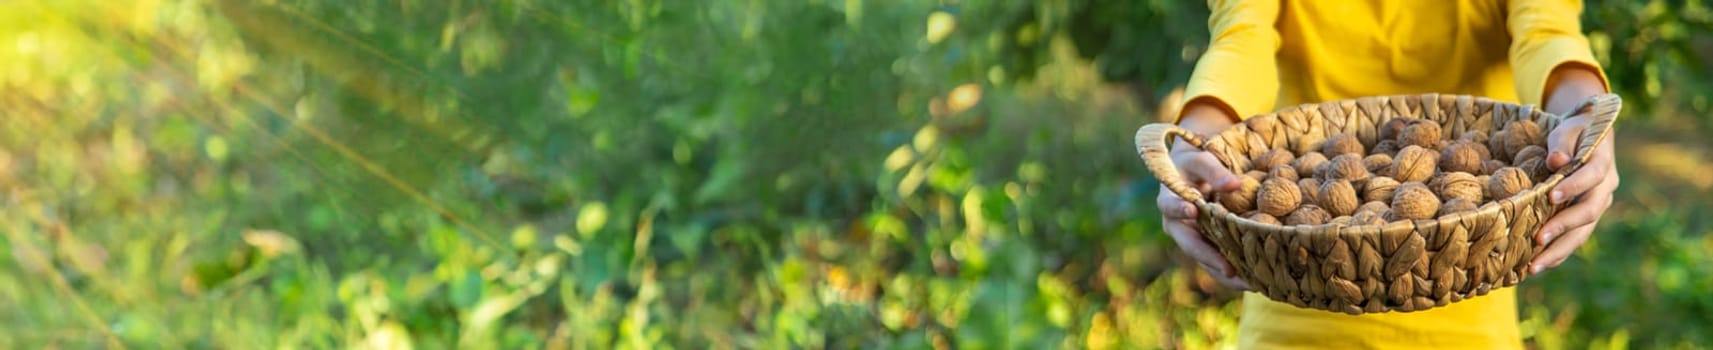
1154 1 1619 348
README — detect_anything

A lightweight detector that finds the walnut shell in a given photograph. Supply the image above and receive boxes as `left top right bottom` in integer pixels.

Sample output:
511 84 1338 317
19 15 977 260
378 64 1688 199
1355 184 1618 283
1298 178 1321 207
1518 157 1549 182
1364 154 1394 177
1357 201 1390 216
1330 216 1355 225
1245 211 1281 225
1488 167 1533 200
1371 140 1401 156
1439 140 1487 174
1319 179 1360 217
1390 182 1441 220
1352 210 1388 226
1459 131 1489 145
1257 178 1303 217
1429 172 1484 203
1513 145 1546 165
1362 177 1401 203
1318 154 1370 182
1321 134 1365 157
1246 170 1269 181
1269 166 1300 182
1488 129 1513 161
1398 120 1444 150
1390 145 1439 183
1379 118 1410 142
1285 205 1332 226
1220 176 1264 213
1438 198 1479 217
1253 149 1296 172
1293 153 1329 176
1481 159 1506 176
1504 120 1546 158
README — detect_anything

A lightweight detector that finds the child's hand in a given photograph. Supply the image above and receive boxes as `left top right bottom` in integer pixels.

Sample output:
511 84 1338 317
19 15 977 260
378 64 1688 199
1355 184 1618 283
1156 104 1250 290
1531 103 1619 274
1157 146 1250 290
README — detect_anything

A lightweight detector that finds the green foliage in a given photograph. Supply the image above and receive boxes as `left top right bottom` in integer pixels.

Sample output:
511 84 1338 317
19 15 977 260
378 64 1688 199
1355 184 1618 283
0 0 1710 349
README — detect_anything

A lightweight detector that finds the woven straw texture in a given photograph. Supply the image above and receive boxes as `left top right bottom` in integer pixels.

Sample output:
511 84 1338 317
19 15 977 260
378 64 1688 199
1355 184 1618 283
1136 93 1621 314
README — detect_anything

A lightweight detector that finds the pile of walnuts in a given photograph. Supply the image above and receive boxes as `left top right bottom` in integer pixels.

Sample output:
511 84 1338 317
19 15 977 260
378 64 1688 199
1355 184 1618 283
1217 118 1554 226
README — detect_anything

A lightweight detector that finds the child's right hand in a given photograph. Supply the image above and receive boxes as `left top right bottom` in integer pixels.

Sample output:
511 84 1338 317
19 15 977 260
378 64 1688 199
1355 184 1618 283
1156 104 1250 290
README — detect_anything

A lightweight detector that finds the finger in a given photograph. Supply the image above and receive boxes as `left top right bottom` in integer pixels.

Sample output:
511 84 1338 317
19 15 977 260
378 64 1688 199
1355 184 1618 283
1545 117 1584 171
1180 153 1241 192
1211 269 1252 290
1532 223 1597 274
1548 145 1613 205
1164 220 1234 277
1537 174 1617 243
1157 190 1196 220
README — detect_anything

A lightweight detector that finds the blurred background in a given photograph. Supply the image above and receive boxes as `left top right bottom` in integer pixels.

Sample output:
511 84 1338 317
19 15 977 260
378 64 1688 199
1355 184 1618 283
2 0 1711 348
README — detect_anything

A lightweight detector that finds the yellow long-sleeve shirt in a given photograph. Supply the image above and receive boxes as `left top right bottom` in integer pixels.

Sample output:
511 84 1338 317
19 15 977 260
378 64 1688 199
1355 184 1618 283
1179 1 1609 348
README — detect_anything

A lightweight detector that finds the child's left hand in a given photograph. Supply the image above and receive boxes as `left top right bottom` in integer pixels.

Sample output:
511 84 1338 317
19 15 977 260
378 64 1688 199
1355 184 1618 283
1531 103 1620 274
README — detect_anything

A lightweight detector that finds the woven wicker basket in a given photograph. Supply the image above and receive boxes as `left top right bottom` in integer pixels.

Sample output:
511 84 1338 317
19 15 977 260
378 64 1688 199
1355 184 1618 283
1135 93 1621 314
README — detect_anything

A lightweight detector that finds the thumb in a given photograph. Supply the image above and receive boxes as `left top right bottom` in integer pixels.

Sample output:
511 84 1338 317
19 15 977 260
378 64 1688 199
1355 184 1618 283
1545 120 1584 171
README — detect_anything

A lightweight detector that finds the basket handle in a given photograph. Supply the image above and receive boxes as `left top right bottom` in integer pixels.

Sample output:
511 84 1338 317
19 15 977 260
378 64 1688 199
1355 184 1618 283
1565 94 1623 170
1135 123 1211 203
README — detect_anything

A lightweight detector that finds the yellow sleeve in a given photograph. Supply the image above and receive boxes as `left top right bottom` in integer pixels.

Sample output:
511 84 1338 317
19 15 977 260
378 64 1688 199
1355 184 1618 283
1178 0 1281 123
1507 0 1610 106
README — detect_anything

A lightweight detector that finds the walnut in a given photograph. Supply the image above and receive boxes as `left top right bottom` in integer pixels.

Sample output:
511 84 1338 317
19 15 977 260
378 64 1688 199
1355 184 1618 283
1379 118 1410 142
1390 182 1441 220
1253 149 1296 172
1258 178 1303 217
1518 158 1549 182
1439 140 1487 174
1364 154 1394 177
1488 167 1534 200
1438 198 1479 217
1357 201 1390 216
1503 120 1546 158
1429 172 1484 203
1293 152 1329 176
1362 177 1401 203
1319 179 1360 217
1513 145 1546 165
1398 120 1444 150
1318 154 1370 182
1269 166 1300 182
1285 205 1332 226
1246 170 1269 181
1321 134 1365 157
1298 178 1321 207
1220 176 1263 213
1481 159 1506 176
1371 140 1401 156
1488 129 1513 161
1459 131 1489 145
1330 216 1355 225
1351 210 1388 226
1390 145 1439 183
1245 211 1281 225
